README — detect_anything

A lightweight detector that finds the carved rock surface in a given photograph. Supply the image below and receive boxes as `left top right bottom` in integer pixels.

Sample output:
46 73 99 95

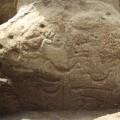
0 0 17 24
0 0 120 113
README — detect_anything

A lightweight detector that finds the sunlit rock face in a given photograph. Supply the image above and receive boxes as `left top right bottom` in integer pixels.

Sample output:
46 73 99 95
95 112 120 120
17 0 120 12
0 0 17 24
1 0 120 113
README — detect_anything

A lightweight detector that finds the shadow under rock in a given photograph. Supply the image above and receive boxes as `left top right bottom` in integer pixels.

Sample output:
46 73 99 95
0 109 120 120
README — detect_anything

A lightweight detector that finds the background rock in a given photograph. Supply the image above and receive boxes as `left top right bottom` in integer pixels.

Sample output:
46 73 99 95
0 0 17 24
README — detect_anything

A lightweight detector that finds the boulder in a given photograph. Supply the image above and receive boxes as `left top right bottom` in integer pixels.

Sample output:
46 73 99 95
0 0 120 113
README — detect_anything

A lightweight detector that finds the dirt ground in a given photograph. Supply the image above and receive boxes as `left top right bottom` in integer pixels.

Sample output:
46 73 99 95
0 109 120 120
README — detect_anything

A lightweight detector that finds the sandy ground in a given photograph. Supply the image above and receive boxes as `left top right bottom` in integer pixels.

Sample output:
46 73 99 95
0 109 120 120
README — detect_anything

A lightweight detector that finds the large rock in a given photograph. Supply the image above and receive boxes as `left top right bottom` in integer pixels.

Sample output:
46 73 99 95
0 0 120 113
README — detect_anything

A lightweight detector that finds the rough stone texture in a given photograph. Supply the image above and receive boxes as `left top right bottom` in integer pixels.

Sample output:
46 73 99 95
101 0 120 11
17 0 120 12
1 0 120 113
0 0 17 24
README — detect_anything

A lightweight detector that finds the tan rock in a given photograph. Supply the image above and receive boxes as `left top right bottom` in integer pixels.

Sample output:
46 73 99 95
0 0 120 113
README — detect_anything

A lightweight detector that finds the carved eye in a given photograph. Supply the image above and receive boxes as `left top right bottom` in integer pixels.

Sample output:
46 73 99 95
40 24 45 28
106 11 111 16
53 36 61 44
0 44 3 49
8 35 14 39
55 39 60 42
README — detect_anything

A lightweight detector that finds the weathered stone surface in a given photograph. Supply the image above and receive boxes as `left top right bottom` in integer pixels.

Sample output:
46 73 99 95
0 0 120 113
17 0 120 12
101 0 120 11
0 0 17 24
